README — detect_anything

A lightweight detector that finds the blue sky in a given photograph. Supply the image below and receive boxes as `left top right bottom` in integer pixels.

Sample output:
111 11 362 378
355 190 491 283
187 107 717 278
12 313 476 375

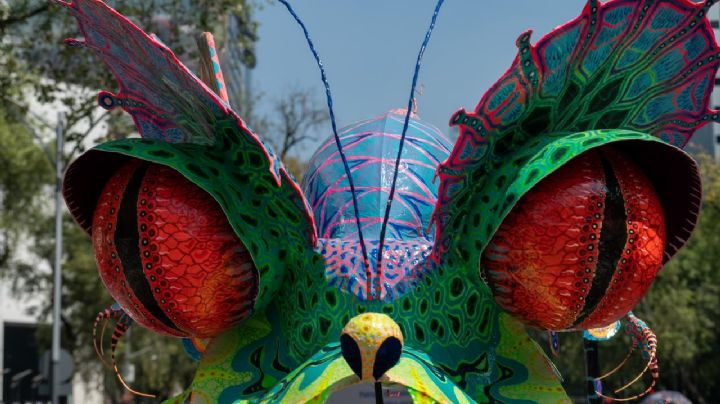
251 0 584 157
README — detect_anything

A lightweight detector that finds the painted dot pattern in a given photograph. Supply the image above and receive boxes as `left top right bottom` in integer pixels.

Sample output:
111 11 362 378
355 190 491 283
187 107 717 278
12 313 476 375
482 151 607 330
482 147 666 331
577 150 666 329
93 161 259 338
92 159 181 336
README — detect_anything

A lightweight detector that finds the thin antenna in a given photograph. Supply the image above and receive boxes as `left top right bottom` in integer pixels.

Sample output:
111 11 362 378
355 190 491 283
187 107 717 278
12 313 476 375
277 0 374 298
376 0 445 294
110 317 156 398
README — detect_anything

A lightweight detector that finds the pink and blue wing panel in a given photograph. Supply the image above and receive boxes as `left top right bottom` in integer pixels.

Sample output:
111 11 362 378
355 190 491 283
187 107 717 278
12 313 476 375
59 0 225 145
303 111 451 242
58 0 305 191
59 0 287 167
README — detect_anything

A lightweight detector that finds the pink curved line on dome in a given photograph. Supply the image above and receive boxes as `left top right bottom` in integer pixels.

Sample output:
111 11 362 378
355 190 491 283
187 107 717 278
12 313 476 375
304 139 442 192
310 156 436 211
315 188 371 237
306 153 439 194
376 195 425 233
319 155 437 179
320 186 435 205
335 110 428 137
319 188 432 239
304 117 377 162
354 132 450 155
318 189 378 238
309 155 436 201
330 217 418 229
322 187 427 233
314 185 435 229
326 217 421 239
307 135 430 170
383 113 453 144
392 164 436 198
337 116 380 134
321 191 395 239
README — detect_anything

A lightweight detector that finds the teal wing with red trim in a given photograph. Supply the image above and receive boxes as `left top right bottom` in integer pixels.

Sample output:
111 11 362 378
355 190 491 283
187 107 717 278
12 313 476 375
432 0 716 266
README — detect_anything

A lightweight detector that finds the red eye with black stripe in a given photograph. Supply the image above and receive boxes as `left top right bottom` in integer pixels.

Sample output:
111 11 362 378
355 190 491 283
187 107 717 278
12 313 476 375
92 159 258 338
481 147 666 331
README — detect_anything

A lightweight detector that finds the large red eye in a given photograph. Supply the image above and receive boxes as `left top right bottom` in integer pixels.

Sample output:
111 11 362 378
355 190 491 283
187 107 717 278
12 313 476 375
92 160 258 338
481 146 665 331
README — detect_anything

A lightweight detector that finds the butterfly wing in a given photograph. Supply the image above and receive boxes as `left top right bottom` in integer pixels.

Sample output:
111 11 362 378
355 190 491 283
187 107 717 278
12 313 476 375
58 0 236 146
450 0 719 147
432 0 713 269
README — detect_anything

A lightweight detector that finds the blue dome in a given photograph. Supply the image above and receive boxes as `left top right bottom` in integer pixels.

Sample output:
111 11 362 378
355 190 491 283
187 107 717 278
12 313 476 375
302 110 452 241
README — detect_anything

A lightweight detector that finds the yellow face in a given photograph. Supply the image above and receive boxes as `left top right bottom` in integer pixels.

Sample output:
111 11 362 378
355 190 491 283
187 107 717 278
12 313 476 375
340 313 404 382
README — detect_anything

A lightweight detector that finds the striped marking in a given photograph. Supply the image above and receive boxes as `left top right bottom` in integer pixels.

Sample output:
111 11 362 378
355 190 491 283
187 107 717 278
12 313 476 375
573 153 627 327
115 163 181 333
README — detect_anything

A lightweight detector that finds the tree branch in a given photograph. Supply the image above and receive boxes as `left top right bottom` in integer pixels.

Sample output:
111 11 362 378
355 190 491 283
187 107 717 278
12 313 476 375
273 88 327 160
0 3 50 30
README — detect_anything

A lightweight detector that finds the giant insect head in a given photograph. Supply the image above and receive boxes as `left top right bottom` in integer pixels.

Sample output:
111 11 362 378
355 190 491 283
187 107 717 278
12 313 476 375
57 0 718 402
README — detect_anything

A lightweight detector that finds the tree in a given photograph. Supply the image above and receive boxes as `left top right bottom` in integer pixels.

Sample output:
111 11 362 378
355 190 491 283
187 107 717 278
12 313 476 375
1 0 259 160
633 153 720 403
271 87 328 162
0 110 52 271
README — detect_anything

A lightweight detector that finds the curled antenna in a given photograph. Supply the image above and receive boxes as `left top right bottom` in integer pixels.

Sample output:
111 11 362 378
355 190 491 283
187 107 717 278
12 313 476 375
595 313 659 402
377 0 445 296
93 306 125 369
110 316 156 398
596 345 636 381
276 0 373 298
92 309 112 368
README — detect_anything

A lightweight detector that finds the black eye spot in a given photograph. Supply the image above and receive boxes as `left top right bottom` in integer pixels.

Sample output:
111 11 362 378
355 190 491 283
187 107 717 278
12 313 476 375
373 337 402 380
340 334 362 379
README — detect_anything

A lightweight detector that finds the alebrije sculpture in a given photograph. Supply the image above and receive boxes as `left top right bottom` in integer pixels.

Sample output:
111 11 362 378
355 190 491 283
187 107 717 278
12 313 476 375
56 0 718 402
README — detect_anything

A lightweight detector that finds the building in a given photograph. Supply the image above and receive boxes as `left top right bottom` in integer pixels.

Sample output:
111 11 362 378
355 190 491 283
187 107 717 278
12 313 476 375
0 280 45 403
688 8 720 161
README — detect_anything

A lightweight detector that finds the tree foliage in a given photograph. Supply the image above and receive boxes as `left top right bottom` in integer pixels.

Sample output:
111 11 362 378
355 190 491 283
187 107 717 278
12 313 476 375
0 111 51 271
1 0 258 160
635 153 720 403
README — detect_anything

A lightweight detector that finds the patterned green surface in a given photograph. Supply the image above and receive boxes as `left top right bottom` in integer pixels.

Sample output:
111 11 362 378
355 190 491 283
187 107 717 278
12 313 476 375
437 130 682 279
166 255 567 403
